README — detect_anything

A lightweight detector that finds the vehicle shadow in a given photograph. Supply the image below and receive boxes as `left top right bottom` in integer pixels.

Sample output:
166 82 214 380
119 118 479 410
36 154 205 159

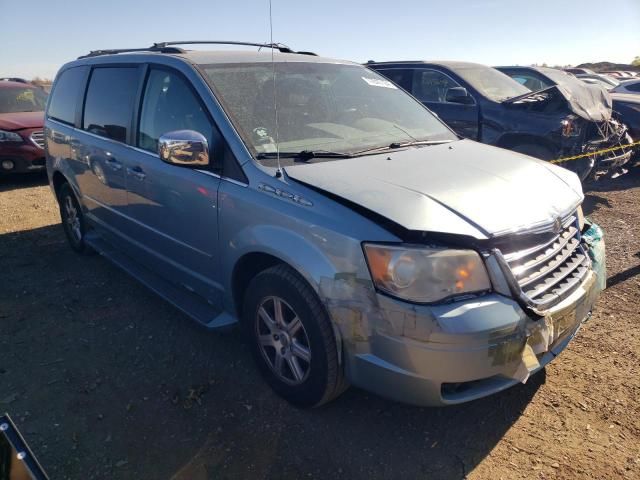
1 223 543 480
607 251 640 289
582 192 611 216
0 172 48 192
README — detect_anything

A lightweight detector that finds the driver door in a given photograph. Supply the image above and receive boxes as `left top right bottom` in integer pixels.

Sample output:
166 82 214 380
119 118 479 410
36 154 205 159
122 66 223 304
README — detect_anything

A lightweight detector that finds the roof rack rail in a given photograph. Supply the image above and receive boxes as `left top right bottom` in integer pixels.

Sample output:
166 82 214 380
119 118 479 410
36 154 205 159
79 41 318 60
152 40 317 56
78 46 185 59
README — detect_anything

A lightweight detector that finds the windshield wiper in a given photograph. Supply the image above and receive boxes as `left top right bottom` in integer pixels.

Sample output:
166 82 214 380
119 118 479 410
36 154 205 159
352 139 453 155
256 150 354 162
388 139 453 148
255 140 453 162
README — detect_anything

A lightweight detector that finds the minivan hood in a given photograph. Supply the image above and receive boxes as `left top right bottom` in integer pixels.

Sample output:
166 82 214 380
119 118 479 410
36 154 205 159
286 140 583 240
0 111 44 131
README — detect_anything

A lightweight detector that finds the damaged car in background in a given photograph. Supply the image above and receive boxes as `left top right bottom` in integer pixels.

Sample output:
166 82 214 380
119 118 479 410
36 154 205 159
369 61 632 182
496 66 635 179
47 44 606 407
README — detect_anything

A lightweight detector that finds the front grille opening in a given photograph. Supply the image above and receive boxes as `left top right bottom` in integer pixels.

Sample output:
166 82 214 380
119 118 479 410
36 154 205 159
30 130 45 149
441 375 514 402
500 214 590 310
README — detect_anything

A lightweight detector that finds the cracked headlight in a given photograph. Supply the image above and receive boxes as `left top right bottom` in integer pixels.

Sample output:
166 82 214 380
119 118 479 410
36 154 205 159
363 243 491 303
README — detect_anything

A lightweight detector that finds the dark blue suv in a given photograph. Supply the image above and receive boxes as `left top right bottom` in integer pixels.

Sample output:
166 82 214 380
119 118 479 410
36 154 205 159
369 61 631 181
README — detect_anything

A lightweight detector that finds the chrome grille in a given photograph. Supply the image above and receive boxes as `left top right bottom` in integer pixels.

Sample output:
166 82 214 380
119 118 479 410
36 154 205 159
30 130 45 149
501 214 590 310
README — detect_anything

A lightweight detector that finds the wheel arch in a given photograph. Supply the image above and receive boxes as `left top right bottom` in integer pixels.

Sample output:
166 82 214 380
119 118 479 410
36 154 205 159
51 170 69 198
226 230 347 364
496 133 558 156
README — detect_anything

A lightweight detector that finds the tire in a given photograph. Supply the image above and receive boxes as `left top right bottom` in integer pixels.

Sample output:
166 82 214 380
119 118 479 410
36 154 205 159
512 143 594 183
57 182 93 254
242 264 347 407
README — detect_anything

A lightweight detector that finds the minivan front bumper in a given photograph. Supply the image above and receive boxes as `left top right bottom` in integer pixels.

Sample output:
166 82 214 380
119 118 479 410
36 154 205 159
331 228 605 407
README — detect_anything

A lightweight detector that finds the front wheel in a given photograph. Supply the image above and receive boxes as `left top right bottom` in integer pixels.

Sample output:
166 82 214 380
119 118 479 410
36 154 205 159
243 265 347 407
58 182 93 254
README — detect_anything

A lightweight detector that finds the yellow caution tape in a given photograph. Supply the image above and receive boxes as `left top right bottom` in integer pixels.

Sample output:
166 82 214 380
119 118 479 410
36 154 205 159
550 140 640 164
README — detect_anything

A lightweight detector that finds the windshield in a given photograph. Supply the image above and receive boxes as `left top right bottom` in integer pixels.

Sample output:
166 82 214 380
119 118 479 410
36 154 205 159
0 86 48 113
203 62 456 165
455 66 530 102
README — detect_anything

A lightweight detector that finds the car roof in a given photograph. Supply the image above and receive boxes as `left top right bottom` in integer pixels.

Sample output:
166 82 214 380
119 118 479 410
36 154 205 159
175 50 354 65
0 80 36 89
367 60 489 70
72 49 355 67
495 65 557 73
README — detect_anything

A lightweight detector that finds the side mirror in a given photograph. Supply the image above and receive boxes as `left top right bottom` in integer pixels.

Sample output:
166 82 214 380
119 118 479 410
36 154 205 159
445 87 474 105
158 130 209 167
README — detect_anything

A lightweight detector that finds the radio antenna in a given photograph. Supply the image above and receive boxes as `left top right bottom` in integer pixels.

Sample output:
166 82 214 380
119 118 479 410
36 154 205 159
269 0 282 178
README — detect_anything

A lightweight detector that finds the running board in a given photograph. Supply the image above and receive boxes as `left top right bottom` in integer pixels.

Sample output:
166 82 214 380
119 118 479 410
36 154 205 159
85 233 237 329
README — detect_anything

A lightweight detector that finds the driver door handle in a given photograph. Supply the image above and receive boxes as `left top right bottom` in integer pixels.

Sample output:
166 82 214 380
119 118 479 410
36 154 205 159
127 165 146 181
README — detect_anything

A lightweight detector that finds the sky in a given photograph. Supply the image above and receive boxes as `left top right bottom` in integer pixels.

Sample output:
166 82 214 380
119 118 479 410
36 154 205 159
1 0 639 80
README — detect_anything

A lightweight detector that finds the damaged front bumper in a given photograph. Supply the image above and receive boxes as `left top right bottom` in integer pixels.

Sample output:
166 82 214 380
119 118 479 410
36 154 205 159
586 119 634 173
327 224 606 407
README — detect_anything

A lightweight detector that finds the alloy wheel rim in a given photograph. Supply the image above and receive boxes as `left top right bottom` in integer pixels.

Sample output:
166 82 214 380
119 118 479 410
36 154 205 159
255 296 312 385
64 195 82 242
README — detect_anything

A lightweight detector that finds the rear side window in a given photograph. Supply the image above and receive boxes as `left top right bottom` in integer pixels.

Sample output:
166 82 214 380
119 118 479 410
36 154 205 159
138 68 213 152
83 67 139 143
48 67 86 125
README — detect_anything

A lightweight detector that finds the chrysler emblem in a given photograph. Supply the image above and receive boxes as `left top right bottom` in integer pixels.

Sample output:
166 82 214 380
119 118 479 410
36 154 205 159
552 216 562 234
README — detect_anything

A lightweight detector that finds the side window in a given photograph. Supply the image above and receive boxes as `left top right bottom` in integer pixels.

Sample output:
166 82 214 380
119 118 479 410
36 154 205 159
412 70 462 103
83 67 139 143
48 67 86 125
138 69 213 153
627 82 640 93
375 69 412 91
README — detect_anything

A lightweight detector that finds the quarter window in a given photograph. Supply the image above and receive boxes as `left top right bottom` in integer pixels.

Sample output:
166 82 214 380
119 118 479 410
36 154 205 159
138 69 213 153
48 67 86 125
412 70 463 103
83 67 139 143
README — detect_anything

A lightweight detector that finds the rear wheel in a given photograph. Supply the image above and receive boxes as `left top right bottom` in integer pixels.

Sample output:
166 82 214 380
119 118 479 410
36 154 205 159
58 182 92 254
243 264 347 407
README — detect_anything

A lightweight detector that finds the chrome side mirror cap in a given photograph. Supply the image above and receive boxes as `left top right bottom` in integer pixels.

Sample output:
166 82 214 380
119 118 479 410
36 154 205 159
158 130 209 167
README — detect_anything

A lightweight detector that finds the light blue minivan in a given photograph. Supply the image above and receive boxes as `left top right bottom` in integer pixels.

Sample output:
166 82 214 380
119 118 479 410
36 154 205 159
45 42 606 407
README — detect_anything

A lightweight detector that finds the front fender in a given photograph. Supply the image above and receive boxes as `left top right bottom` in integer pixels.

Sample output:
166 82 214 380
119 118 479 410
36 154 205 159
223 224 354 302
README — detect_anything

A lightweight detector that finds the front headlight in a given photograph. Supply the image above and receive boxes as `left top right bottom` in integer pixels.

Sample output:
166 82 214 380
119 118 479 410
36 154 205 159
363 243 491 303
0 130 23 142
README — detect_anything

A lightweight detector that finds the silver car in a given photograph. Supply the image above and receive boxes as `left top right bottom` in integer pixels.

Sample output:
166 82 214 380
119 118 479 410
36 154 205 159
45 42 606 407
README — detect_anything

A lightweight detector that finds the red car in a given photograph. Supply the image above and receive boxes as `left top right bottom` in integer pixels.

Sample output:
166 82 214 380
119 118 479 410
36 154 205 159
0 81 48 174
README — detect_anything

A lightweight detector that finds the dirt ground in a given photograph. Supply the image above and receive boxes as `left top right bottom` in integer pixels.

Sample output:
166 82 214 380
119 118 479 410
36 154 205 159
1 168 639 480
